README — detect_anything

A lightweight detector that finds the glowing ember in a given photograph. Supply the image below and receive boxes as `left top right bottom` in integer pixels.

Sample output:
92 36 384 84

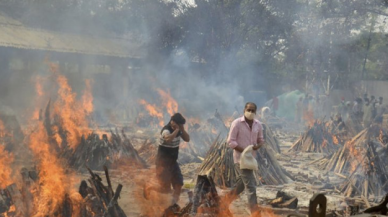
156 89 178 116
332 135 339 145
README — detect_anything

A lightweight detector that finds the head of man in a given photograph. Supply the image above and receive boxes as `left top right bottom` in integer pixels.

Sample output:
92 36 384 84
244 102 257 121
170 113 186 129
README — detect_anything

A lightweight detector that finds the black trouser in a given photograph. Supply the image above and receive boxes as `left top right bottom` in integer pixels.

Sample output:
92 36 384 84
155 150 183 203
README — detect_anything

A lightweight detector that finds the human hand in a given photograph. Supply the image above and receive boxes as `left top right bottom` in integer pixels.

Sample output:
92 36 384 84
178 124 185 131
252 143 264 150
171 122 179 130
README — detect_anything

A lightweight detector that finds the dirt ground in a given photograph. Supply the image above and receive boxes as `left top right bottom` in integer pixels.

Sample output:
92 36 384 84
77 133 383 217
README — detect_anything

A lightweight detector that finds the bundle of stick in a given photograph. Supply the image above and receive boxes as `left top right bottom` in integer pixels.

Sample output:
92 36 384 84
0 167 127 217
177 175 232 217
42 100 146 170
263 123 281 153
80 166 127 217
197 137 291 188
137 138 158 165
65 129 147 171
178 127 218 164
316 125 388 198
289 120 338 154
319 125 388 174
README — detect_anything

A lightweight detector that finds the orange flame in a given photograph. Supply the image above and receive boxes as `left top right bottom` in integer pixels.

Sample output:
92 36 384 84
0 145 14 189
82 79 94 115
50 63 89 149
29 122 79 216
332 135 339 145
303 110 315 127
156 89 178 116
138 99 164 126
0 119 5 137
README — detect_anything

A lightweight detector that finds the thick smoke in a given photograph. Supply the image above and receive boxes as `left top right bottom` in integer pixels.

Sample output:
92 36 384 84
0 0 387 125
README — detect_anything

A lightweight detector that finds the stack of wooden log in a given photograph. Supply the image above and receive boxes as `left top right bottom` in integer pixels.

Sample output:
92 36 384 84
173 175 232 217
137 138 158 165
197 137 291 188
64 129 147 171
42 101 147 171
314 125 388 198
263 123 281 154
289 120 339 154
0 167 126 216
80 167 127 217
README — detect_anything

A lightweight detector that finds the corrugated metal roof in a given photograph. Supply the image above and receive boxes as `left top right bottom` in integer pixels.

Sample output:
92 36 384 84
0 14 142 58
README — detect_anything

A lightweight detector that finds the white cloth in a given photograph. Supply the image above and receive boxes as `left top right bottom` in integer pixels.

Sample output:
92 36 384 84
240 145 258 170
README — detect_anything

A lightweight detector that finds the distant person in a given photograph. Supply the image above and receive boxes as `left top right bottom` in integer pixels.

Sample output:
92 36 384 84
339 97 346 118
371 95 376 104
260 106 271 122
375 97 386 121
224 102 265 215
270 96 279 116
143 113 190 210
352 98 363 118
364 93 368 102
344 101 352 122
302 94 310 123
363 98 374 128
295 97 303 123
333 114 346 132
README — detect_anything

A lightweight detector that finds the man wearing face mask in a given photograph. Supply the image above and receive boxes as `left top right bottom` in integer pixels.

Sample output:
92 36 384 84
223 102 265 215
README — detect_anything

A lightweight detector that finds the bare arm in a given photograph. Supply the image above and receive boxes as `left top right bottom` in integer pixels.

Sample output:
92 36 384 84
179 125 190 142
163 128 180 143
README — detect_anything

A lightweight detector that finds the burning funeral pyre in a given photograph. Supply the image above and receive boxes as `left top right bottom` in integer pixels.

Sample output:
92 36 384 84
289 120 339 154
65 129 148 171
197 137 292 188
0 166 127 216
314 124 388 198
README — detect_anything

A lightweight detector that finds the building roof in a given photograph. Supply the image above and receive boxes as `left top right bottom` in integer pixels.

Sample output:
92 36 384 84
0 14 143 58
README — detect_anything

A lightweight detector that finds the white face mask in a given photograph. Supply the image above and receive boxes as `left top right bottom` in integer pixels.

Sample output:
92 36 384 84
244 111 255 120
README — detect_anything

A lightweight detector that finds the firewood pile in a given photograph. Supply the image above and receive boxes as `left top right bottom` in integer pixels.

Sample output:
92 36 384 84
197 137 291 188
42 101 147 171
0 167 127 217
169 175 232 217
263 123 281 153
289 120 339 154
314 125 388 198
64 129 147 171
137 138 158 165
